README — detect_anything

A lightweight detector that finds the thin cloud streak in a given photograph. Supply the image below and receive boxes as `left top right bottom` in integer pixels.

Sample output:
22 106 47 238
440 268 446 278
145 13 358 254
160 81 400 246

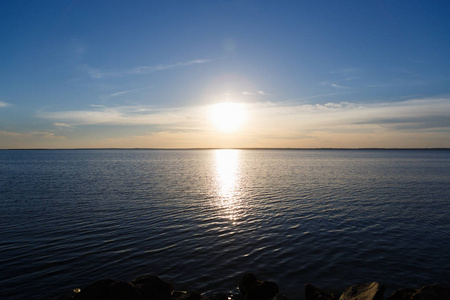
128 59 211 74
0 130 65 140
81 59 211 79
287 91 356 102
0 101 11 107
321 80 353 89
331 83 352 89
108 89 143 97
242 98 450 148
37 98 450 133
37 105 202 126
354 115 450 131
0 130 66 149
242 90 267 96
54 122 73 128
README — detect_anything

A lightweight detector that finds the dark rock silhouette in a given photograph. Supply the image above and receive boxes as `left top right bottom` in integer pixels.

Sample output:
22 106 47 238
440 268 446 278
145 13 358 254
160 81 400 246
70 275 172 300
72 279 116 300
388 288 417 300
238 273 279 300
239 273 262 297
388 284 450 300
109 281 138 300
339 282 384 300
131 275 173 300
304 283 339 300
210 293 228 300
50 273 449 300
171 290 202 300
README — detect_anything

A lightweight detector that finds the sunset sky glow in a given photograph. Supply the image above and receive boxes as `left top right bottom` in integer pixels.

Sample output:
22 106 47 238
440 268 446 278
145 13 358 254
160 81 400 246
1 1 450 148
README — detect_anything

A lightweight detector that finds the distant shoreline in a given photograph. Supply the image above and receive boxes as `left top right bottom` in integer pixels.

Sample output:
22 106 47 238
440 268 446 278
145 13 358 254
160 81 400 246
3 147 450 151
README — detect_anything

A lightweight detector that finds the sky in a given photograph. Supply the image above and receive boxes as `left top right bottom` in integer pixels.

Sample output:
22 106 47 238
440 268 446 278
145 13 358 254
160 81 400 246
1 0 450 149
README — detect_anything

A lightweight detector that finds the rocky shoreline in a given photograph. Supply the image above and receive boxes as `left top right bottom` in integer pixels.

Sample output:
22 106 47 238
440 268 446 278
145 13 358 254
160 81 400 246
50 273 450 300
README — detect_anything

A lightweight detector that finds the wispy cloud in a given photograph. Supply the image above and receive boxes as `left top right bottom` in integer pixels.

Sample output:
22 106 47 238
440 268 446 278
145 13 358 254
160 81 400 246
128 59 211 75
330 68 362 75
0 130 64 141
288 91 356 102
0 101 11 108
30 97 450 148
108 88 143 98
354 115 450 131
251 98 450 132
242 90 267 96
38 98 450 132
299 102 356 111
240 98 450 147
0 130 66 149
365 78 429 88
320 68 361 90
321 81 353 89
331 83 352 89
347 99 450 131
80 59 211 79
37 105 197 126
54 122 73 128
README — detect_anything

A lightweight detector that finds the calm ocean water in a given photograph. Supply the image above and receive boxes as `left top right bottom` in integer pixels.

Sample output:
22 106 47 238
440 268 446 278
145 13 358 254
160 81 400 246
0 149 449 299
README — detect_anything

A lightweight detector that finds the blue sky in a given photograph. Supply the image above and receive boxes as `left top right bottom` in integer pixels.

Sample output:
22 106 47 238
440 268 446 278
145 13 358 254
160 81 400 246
1 0 450 148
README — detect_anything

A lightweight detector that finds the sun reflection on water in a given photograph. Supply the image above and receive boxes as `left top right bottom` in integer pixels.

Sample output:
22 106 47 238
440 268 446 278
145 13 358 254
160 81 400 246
214 149 242 223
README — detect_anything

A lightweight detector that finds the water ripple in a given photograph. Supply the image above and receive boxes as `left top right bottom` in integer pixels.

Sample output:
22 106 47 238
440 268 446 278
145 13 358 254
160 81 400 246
0 150 449 299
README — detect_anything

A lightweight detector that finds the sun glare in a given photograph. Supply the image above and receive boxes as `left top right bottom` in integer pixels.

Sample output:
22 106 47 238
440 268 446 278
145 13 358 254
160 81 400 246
209 102 246 132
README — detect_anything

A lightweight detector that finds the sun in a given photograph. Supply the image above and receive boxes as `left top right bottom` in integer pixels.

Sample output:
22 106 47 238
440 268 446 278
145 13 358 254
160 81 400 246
209 102 246 132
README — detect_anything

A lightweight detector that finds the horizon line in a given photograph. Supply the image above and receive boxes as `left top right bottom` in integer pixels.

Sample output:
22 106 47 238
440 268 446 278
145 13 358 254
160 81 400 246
3 147 450 151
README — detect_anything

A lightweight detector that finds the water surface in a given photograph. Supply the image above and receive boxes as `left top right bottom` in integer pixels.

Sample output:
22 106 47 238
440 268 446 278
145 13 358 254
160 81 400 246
1 149 449 299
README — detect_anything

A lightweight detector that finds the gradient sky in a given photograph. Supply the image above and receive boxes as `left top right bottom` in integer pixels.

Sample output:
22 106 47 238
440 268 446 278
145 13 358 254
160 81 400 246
1 0 450 148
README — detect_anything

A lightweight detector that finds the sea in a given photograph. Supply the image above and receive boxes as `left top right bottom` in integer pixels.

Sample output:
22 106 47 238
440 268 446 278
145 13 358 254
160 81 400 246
0 149 449 299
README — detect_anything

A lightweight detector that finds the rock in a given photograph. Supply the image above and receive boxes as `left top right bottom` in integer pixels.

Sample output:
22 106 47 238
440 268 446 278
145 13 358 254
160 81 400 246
184 291 202 300
388 288 416 300
132 275 173 300
273 294 290 300
339 282 384 300
413 284 450 300
389 284 450 300
172 291 188 299
73 279 117 300
213 293 228 300
305 283 340 300
172 290 203 300
201 293 229 300
245 281 279 300
239 273 262 297
109 281 138 300
238 273 279 300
